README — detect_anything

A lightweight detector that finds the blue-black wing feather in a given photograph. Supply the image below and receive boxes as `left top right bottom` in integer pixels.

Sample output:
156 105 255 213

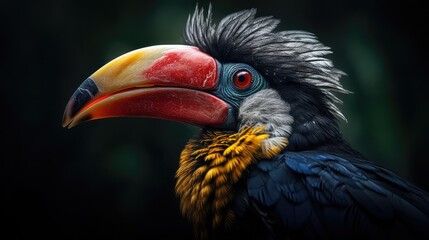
246 151 429 239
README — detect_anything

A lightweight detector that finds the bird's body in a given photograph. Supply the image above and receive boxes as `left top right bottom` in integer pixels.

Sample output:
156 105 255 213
176 126 429 240
63 5 429 239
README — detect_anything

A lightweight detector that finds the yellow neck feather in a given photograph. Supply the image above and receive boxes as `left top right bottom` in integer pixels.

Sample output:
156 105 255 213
175 126 288 235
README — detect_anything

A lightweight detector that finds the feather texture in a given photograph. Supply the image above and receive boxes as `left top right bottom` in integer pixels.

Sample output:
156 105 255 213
175 127 288 238
247 151 429 239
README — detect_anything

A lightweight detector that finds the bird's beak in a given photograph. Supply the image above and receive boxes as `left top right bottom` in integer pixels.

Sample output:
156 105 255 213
63 45 230 128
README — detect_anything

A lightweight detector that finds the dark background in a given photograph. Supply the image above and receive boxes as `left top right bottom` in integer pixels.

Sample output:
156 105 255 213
3 0 428 239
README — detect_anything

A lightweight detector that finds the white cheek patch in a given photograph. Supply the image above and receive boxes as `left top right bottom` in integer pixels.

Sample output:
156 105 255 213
238 88 293 153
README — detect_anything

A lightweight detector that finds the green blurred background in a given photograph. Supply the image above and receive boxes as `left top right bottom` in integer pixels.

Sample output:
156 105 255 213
3 0 428 239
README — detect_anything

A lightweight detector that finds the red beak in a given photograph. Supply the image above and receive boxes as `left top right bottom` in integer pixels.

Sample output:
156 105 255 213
63 45 230 128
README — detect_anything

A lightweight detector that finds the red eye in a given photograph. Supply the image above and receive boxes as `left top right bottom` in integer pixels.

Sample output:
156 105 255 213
233 70 252 89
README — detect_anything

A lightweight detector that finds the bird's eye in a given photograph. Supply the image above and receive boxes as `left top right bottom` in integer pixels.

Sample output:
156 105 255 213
233 70 252 89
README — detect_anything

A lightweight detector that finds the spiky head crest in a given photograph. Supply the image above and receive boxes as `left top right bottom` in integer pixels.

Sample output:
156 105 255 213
184 5 349 120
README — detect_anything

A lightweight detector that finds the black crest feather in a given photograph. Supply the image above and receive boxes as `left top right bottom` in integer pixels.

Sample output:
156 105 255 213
184 5 349 120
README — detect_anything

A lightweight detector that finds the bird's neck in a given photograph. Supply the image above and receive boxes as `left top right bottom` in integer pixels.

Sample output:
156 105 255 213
285 105 358 154
175 126 287 237
276 82 351 152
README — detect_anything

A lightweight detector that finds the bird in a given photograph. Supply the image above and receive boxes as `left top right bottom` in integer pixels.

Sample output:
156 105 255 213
63 5 429 240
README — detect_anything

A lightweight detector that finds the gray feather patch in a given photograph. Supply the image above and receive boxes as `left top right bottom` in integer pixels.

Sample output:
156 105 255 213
239 89 293 152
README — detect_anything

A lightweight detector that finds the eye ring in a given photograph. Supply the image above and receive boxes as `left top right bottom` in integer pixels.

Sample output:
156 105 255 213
233 70 252 89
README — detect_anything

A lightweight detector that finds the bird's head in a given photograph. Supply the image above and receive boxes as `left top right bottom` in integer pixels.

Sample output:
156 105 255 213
63 6 348 152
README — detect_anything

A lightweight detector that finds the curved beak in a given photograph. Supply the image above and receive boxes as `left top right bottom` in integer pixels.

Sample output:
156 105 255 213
63 45 230 128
